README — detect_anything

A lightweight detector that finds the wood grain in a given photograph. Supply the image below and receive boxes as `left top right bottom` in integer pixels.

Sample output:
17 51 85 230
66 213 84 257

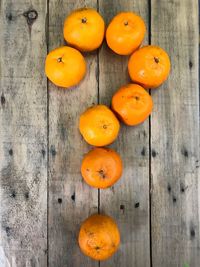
48 1 98 266
98 1 151 266
0 0 47 266
151 0 200 266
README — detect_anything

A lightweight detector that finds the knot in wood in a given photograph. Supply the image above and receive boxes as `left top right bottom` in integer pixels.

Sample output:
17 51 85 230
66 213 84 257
23 10 38 25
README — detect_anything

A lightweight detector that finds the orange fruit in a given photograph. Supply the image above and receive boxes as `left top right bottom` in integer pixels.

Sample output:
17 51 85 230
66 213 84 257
45 46 86 88
112 84 153 126
81 147 123 189
63 8 105 52
78 214 120 260
106 12 146 55
79 105 120 146
128 45 171 88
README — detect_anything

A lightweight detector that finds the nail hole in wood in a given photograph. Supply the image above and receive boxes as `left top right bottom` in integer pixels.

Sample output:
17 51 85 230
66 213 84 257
141 147 146 156
5 226 11 236
50 146 56 156
135 202 140 208
189 60 193 69
190 228 195 238
11 191 16 198
167 183 171 193
172 196 177 203
1 95 6 105
58 198 62 204
41 149 46 157
71 192 75 201
152 150 157 157
9 149 13 156
6 13 13 21
181 147 188 158
120 204 125 212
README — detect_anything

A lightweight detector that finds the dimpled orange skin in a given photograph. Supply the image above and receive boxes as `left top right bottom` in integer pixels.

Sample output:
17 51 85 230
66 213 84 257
112 84 153 126
128 45 171 88
63 8 105 52
45 46 86 88
106 12 146 55
79 105 120 147
81 147 123 189
78 214 120 261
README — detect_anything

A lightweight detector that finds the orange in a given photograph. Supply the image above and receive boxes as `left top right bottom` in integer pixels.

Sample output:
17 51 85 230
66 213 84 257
45 46 86 88
63 8 105 52
78 214 120 261
112 84 153 126
81 147 123 189
106 12 146 55
79 105 120 146
128 45 171 88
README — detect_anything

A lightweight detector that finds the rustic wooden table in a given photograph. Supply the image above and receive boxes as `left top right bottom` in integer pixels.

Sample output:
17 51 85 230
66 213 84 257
0 0 199 266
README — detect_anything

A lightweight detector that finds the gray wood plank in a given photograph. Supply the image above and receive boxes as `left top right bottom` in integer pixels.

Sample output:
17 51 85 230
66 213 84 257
48 1 98 266
98 1 151 266
151 0 200 266
0 0 47 266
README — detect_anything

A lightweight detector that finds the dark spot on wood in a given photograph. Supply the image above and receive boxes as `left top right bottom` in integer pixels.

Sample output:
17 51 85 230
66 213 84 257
23 10 38 26
1 95 6 105
135 202 140 208
44 249 47 254
143 131 146 138
41 149 46 157
189 60 193 69
8 149 13 156
71 192 75 201
167 183 171 193
152 150 157 157
11 191 16 198
60 125 66 140
120 204 125 212
172 196 177 203
180 183 186 193
190 228 195 239
50 146 56 156
181 147 188 157
141 147 146 156
58 198 62 204
25 192 29 199
6 13 13 21
5 226 11 237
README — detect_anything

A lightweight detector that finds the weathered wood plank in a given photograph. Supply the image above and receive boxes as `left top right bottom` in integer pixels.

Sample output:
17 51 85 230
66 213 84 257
98 1 150 266
48 1 98 266
0 0 47 266
151 0 200 266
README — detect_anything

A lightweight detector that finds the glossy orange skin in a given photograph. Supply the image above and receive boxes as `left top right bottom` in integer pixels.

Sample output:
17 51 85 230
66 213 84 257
128 45 171 88
79 105 120 147
63 8 105 52
78 214 120 261
45 46 86 88
112 84 153 126
81 147 123 189
106 12 146 55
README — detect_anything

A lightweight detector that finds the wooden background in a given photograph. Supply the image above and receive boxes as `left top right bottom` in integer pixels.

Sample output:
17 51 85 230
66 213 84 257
0 0 199 266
